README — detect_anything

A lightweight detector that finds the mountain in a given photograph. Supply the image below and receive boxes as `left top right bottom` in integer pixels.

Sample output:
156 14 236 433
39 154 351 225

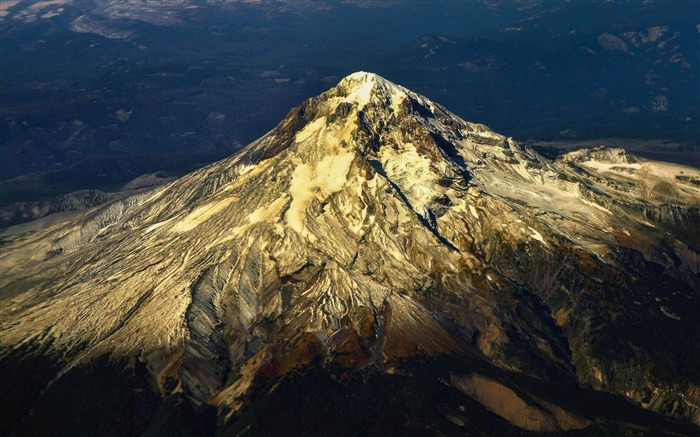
1 72 699 435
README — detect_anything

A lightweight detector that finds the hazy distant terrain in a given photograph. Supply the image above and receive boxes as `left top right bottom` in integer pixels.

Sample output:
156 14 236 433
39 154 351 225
1 0 698 213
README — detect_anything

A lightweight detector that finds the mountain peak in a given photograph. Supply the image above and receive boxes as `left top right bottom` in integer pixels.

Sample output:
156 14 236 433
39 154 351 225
235 70 553 233
332 71 407 110
339 71 389 87
341 70 382 82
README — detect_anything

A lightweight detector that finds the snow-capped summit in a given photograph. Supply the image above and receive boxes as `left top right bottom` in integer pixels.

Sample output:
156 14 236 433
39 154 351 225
1 73 699 432
337 71 409 106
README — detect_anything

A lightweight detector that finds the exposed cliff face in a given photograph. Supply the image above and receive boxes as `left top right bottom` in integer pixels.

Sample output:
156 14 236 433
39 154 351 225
1 72 699 434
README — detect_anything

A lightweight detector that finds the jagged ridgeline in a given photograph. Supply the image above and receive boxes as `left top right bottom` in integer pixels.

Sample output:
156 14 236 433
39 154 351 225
1 73 699 436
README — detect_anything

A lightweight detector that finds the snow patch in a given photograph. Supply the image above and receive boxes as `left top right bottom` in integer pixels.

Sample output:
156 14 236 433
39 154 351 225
581 198 612 215
580 160 641 175
528 227 548 246
296 117 327 143
237 163 256 176
173 198 232 233
248 196 289 224
349 77 374 109
144 220 170 234
468 204 479 219
378 142 437 214
286 151 355 234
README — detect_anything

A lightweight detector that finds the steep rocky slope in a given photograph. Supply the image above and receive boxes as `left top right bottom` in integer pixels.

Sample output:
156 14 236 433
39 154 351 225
1 72 698 435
